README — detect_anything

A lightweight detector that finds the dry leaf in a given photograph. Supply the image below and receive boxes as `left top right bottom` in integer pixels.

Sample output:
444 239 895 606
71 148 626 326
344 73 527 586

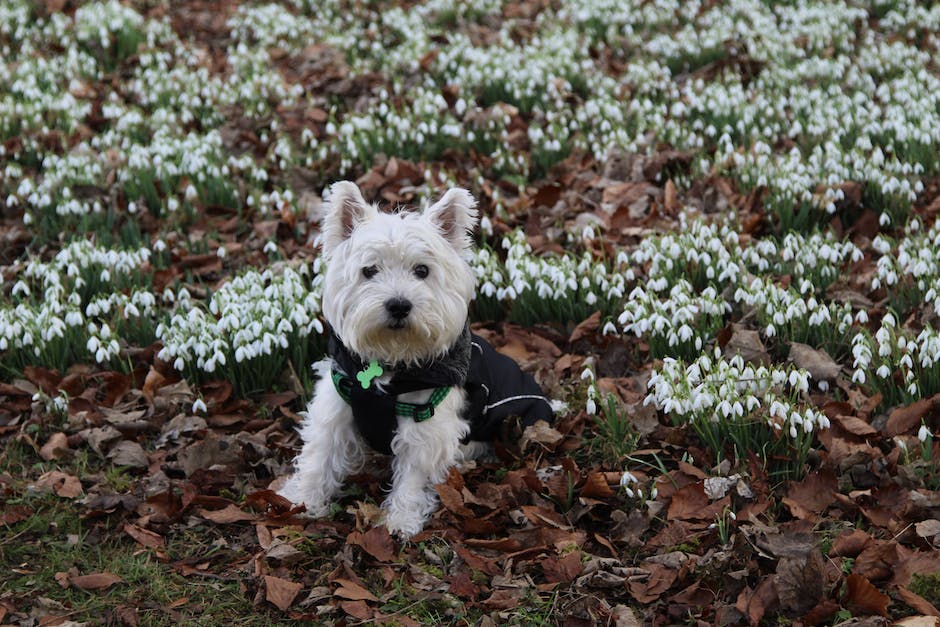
124 523 166 550
264 575 302 611
788 342 841 382
845 573 890 616
195 504 257 524
39 432 70 461
69 572 123 591
31 470 83 498
346 526 397 562
333 578 378 602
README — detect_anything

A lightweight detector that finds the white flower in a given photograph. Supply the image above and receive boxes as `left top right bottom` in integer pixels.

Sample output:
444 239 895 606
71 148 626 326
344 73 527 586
192 398 207 413
918 424 930 442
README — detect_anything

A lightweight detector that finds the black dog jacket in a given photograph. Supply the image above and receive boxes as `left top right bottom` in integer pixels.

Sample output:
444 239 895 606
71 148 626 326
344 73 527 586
328 326 554 454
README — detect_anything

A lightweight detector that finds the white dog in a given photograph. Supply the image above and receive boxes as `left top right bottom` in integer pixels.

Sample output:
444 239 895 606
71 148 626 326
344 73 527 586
279 181 553 537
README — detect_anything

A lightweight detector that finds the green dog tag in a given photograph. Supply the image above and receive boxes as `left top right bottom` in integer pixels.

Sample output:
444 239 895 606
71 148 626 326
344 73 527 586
356 361 383 389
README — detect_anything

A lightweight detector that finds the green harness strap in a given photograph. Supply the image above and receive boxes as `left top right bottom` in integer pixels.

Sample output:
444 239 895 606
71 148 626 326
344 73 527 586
331 369 450 423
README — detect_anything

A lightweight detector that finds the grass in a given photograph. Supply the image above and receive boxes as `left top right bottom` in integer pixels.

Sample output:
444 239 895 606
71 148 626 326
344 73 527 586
0 493 283 626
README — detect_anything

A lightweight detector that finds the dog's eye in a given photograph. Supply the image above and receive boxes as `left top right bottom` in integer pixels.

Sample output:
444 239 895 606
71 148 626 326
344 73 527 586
362 265 378 279
413 264 429 279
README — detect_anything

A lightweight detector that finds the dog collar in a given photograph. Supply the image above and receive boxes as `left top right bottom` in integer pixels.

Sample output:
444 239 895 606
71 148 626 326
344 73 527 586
330 369 449 422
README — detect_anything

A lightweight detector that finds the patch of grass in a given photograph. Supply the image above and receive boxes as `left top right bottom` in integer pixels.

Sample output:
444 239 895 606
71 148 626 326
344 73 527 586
909 572 940 607
0 493 284 626
588 394 641 466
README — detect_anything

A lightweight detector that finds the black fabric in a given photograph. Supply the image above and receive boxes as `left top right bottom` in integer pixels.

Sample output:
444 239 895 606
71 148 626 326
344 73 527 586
328 326 553 454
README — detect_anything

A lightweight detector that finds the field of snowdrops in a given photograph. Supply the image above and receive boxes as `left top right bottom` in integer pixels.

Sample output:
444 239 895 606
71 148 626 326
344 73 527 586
2 0 940 624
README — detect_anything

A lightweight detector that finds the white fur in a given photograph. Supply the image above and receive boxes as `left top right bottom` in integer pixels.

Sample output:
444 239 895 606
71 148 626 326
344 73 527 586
280 182 481 537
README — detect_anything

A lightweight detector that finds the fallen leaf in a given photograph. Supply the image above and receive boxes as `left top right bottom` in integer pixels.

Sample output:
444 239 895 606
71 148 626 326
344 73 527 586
333 578 378 602
723 324 769 365
107 440 149 468
340 600 373 620
915 519 940 543
195 504 257 524
39 432 70 461
735 578 778 626
896 586 940 618
782 470 837 520
581 472 615 498
520 420 564 450
264 575 302 611
627 563 676 603
69 572 123 591
347 526 396 562
844 573 889 616
775 550 825 616
542 550 583 583
569 311 601 343
123 523 166 550
788 342 841 382
31 470 83 498
885 394 940 436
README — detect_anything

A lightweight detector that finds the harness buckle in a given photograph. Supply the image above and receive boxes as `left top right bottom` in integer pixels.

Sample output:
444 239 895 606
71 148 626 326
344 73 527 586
402 402 435 422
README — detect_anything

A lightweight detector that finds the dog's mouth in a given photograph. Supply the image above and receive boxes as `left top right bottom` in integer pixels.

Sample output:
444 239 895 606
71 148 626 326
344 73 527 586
386 319 407 330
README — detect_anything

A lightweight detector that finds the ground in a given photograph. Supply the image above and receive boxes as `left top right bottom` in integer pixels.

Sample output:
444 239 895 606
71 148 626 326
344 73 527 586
2 0 940 625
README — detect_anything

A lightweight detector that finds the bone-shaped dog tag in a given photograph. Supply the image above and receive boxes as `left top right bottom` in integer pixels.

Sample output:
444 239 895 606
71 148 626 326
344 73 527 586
356 361 383 389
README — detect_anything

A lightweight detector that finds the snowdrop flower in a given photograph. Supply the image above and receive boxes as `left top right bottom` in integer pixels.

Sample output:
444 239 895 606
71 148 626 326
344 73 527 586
919 424 931 442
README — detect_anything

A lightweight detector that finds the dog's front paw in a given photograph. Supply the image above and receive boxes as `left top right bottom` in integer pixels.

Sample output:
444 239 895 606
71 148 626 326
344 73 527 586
383 508 427 539
278 477 332 518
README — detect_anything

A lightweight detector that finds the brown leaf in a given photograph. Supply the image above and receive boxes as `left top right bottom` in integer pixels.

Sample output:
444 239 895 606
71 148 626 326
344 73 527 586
339 600 373 621
830 529 873 557
0 504 32 525
853 541 900 581
915 519 940 543
141 366 167 403
782 470 837 520
31 470 83 498
627 563 676 603
569 311 601 343
775 551 825 616
542 550 583 583
830 414 878 437
447 571 480 599
39 432 71 461
664 179 680 213
70 572 123 591
107 440 149 468
123 523 166 550
581 472 615 499
436 483 473 518
735 578 778 626
788 342 841 382
885 394 940 436
896 586 940 617
482 588 522 610
264 575 303 611
520 420 564 450
666 483 708 521
723 324 770 365
23 365 61 394
845 574 889 616
347 526 396 562
333 578 378 602
195 504 257 524
520 505 570 529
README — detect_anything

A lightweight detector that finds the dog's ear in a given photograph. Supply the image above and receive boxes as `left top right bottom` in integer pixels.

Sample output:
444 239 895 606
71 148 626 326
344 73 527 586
321 181 376 257
425 188 478 254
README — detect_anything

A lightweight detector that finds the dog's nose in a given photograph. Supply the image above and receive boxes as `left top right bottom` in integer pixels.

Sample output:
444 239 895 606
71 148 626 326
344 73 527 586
385 297 412 320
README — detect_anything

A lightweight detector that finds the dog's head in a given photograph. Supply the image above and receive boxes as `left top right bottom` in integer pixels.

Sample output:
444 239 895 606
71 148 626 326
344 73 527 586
319 181 478 365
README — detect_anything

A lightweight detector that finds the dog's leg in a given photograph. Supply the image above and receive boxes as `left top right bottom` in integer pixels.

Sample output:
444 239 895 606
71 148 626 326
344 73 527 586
279 362 364 517
384 389 469 537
